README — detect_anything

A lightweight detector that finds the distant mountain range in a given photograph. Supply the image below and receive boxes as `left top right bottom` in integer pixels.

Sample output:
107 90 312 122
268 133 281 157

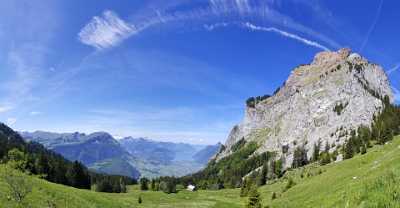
21 131 221 179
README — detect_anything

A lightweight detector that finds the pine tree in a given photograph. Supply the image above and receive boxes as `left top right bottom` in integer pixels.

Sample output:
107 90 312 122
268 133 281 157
35 154 50 178
66 161 90 189
257 163 268 186
272 159 283 178
292 146 308 168
120 178 127 193
246 186 262 208
240 178 253 197
112 179 121 193
140 177 149 191
311 141 320 162
151 179 156 191
324 141 330 152
343 140 354 159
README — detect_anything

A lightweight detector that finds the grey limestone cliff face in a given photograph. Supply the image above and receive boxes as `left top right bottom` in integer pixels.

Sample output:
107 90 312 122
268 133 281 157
217 49 394 168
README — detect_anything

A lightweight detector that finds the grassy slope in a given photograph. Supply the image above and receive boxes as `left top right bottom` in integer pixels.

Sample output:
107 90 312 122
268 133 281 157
261 136 400 208
1 136 400 208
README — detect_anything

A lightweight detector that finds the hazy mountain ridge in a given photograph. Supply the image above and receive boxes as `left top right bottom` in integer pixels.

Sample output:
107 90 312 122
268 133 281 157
21 131 140 179
21 131 220 178
119 137 207 163
193 143 222 164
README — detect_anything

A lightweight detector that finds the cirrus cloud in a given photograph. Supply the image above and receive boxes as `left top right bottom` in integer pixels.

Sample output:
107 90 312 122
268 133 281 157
78 0 340 51
78 10 136 50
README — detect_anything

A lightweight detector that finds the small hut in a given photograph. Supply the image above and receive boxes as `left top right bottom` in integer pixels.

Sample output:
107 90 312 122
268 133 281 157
186 184 196 192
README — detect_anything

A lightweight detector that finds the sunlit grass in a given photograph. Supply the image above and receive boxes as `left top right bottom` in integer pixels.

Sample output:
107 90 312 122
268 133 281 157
1 136 400 207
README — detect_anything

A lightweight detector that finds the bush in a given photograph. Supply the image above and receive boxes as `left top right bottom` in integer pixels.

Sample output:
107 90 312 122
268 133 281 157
271 192 277 200
283 178 296 192
6 149 27 171
0 165 32 204
333 102 348 115
159 178 177 194
319 152 331 166
361 145 367 155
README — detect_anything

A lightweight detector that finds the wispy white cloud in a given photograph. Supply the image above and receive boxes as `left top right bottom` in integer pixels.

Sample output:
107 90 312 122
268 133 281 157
204 22 230 31
0 1 61 122
30 111 42 116
78 10 136 50
0 105 13 113
78 1 340 50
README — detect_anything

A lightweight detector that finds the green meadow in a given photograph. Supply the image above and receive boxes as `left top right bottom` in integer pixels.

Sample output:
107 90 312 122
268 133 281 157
1 136 400 208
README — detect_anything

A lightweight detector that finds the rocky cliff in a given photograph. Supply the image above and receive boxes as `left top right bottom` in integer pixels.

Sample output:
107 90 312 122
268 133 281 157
216 48 394 168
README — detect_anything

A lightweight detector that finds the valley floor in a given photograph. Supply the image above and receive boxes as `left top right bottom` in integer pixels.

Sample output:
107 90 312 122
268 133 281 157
1 136 400 208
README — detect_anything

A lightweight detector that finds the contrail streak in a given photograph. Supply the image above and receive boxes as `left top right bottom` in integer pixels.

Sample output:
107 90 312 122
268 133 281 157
205 22 330 51
387 64 400 75
360 0 384 52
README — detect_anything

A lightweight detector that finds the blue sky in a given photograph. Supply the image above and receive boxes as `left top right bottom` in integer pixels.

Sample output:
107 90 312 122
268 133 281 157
0 0 399 144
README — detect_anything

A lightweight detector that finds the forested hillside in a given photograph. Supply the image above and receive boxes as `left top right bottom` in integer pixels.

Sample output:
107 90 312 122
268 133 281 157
0 123 136 195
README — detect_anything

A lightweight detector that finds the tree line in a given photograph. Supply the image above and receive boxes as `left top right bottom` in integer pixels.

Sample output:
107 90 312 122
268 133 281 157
178 138 283 191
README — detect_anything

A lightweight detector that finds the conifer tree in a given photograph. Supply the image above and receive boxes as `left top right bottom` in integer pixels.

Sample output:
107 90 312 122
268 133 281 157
151 179 156 191
140 177 149 191
246 186 262 208
312 141 320 162
343 140 354 159
120 178 127 193
292 146 308 168
66 161 90 189
257 163 268 186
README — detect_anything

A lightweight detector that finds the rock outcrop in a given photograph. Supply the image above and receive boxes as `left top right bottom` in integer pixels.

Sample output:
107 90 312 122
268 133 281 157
217 48 394 168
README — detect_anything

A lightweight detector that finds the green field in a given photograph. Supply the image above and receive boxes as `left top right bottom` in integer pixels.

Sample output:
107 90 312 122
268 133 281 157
1 136 400 208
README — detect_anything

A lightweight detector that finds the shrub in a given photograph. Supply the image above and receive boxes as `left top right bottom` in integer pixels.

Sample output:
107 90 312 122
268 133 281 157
159 178 177 194
283 178 296 192
0 165 32 204
333 102 348 115
319 152 331 166
361 145 367 155
271 192 277 200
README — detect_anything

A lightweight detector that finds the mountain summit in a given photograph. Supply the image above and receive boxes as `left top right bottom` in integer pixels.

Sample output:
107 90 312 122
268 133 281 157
216 48 394 168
